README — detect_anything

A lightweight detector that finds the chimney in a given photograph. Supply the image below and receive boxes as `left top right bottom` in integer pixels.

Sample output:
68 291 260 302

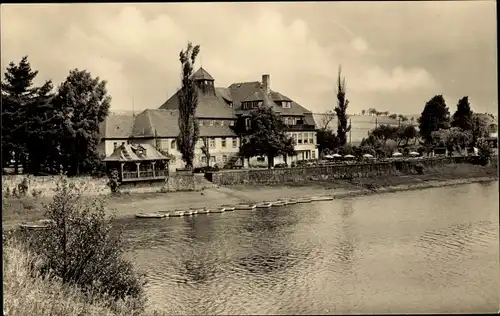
262 74 270 94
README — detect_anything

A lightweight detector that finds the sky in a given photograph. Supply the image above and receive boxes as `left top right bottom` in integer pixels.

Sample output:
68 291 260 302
1 2 497 115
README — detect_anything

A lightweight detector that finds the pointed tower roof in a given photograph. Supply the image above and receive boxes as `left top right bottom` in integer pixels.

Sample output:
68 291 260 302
192 67 214 81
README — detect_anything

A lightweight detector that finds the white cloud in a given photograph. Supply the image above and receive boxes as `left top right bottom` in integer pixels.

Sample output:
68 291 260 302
353 66 437 93
1 4 439 114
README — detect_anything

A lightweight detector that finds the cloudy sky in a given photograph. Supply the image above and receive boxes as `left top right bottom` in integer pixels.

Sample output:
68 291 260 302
1 2 497 115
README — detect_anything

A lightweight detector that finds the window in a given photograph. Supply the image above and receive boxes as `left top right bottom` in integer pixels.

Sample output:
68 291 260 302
209 120 214 126
121 142 125 146
201 156 207 164
229 120 235 126
309 132 314 144
258 101 263 106
199 120 204 126
232 137 237 148
210 156 216 163
209 138 215 148
282 101 291 108
257 156 265 162
222 155 228 163
303 134 308 144
220 120 225 126
221 137 227 148
245 117 251 129
171 140 176 149
311 150 316 159
292 133 297 145
298 132 303 144
113 142 117 149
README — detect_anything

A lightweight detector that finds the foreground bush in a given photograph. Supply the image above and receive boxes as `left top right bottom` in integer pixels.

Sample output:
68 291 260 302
3 238 166 316
22 176 147 312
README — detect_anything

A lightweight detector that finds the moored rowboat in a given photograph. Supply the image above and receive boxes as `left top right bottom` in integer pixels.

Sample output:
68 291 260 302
234 204 256 210
311 196 334 202
270 201 286 207
135 213 166 219
170 211 185 217
211 207 225 213
256 202 272 209
221 205 235 211
297 198 312 203
20 223 48 230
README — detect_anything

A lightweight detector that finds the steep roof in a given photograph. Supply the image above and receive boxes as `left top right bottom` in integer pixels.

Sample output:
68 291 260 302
215 87 232 102
99 114 135 139
103 143 169 162
132 109 179 138
159 89 236 119
192 67 214 81
130 109 236 138
228 81 311 116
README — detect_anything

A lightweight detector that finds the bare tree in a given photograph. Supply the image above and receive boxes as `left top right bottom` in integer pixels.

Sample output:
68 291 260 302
319 110 336 130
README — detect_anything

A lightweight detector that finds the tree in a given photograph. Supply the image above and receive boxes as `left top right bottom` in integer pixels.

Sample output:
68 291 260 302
176 42 200 170
418 95 450 143
470 114 489 146
317 128 339 157
239 106 295 169
334 66 351 146
25 176 146 310
389 114 397 119
51 69 111 176
319 110 335 130
451 96 473 131
431 127 471 156
1 56 53 173
396 124 418 146
200 137 211 167
370 124 399 144
361 109 366 116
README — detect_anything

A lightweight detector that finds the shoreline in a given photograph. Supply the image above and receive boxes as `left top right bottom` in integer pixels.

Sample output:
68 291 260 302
3 169 497 230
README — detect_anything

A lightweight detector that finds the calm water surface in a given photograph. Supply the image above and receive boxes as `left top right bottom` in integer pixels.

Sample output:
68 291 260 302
120 182 499 314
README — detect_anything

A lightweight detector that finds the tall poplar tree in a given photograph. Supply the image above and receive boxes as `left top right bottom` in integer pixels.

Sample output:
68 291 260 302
176 42 200 170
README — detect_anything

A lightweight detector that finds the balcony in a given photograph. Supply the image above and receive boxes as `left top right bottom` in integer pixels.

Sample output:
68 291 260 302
284 124 316 131
122 169 167 182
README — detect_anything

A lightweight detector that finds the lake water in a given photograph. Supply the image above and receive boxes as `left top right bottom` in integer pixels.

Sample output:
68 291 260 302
121 182 499 314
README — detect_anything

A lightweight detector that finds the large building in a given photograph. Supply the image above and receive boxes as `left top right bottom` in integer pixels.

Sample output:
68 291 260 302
99 67 318 171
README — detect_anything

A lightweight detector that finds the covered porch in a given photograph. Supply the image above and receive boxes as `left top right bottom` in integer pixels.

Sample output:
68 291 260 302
103 144 170 183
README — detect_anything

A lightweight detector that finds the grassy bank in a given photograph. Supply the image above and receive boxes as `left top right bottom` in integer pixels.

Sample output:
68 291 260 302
3 163 497 229
2 238 166 316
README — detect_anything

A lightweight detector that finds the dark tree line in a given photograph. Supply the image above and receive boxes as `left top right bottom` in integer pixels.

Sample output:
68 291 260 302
1 56 111 176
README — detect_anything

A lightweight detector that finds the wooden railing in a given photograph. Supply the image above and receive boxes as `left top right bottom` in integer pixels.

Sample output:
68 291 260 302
122 169 167 181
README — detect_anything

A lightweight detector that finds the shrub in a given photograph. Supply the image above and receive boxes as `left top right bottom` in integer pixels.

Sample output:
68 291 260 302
16 177 29 198
4 186 11 198
23 176 147 311
415 163 425 174
31 188 43 198
107 169 121 194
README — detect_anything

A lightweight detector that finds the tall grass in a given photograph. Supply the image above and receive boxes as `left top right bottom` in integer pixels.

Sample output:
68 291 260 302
3 238 166 316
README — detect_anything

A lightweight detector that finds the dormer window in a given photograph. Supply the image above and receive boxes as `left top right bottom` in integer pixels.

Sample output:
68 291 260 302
282 101 292 108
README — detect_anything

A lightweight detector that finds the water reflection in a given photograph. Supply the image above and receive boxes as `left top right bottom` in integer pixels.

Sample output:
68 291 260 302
119 181 499 314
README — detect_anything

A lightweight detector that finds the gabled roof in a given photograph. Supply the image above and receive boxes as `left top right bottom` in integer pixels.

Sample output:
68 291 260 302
130 109 236 138
159 89 236 119
227 81 311 116
132 109 179 138
103 143 169 162
192 67 214 81
99 114 135 139
215 87 232 102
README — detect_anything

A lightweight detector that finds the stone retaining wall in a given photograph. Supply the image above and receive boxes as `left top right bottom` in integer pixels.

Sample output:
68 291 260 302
206 157 472 186
2 173 197 197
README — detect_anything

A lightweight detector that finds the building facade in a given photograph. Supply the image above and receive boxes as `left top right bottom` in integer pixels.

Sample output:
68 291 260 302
99 67 318 171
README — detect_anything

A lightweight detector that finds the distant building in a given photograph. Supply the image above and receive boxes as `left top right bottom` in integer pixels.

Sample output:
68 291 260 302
312 114 418 146
99 67 318 171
